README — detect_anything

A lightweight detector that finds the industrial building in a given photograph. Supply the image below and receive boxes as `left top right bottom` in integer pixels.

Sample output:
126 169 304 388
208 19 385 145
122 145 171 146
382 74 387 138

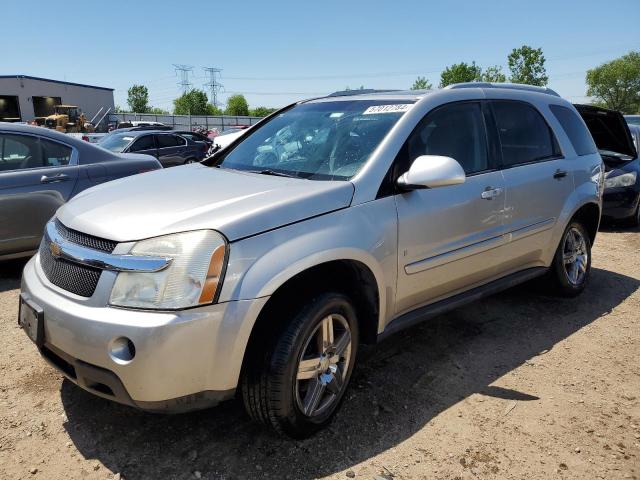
0 75 114 125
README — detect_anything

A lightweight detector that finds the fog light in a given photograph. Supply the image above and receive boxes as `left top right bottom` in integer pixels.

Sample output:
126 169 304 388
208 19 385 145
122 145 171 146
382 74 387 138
109 337 136 364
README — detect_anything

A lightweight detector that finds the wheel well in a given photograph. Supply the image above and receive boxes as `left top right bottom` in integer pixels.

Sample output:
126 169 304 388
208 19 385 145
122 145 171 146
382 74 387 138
571 203 600 244
240 260 380 377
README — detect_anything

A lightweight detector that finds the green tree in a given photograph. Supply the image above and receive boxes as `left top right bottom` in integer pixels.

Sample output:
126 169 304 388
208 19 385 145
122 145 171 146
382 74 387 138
439 62 482 87
411 76 432 90
225 94 250 116
148 107 169 115
126 84 150 113
206 104 224 116
508 46 548 86
586 51 640 113
250 107 277 117
480 65 507 83
173 89 211 115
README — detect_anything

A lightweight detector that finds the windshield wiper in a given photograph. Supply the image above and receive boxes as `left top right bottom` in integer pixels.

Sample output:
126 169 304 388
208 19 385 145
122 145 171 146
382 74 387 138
255 169 299 178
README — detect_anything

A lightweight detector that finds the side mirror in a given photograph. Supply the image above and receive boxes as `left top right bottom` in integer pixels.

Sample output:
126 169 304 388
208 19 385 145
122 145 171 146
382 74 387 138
397 155 465 190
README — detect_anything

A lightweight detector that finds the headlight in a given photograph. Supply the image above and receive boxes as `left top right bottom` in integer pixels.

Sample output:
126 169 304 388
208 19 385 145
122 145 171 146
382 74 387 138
110 230 226 310
604 171 637 189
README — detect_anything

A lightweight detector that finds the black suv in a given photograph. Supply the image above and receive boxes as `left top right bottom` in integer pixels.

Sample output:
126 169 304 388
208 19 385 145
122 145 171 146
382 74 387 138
98 131 208 167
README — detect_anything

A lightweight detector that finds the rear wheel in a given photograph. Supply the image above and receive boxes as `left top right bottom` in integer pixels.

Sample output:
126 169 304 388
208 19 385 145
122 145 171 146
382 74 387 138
241 293 358 438
547 221 592 297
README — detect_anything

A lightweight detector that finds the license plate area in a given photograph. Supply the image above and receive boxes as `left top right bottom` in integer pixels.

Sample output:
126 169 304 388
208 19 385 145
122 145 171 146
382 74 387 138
18 294 44 347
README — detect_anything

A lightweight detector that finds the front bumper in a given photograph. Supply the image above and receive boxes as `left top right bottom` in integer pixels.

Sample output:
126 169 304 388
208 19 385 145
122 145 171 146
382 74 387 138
602 187 640 220
21 255 269 412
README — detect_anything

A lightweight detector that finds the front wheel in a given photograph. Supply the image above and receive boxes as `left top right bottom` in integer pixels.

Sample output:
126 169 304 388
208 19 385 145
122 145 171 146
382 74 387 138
241 293 358 438
547 221 592 297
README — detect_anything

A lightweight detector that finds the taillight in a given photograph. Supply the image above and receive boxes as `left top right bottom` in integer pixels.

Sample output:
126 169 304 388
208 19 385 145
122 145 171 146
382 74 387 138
82 135 89 142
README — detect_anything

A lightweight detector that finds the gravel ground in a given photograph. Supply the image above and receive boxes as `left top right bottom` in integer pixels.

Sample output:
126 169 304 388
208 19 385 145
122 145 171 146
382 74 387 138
0 226 638 480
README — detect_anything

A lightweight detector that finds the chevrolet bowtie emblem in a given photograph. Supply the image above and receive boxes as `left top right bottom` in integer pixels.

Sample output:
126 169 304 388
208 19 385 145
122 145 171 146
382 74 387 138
49 241 62 258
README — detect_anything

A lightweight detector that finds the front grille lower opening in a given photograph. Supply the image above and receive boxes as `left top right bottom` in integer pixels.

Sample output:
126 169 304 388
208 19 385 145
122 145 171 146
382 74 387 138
41 346 77 379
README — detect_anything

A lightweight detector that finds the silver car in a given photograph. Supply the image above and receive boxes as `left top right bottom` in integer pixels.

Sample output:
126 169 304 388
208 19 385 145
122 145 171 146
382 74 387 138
19 84 603 438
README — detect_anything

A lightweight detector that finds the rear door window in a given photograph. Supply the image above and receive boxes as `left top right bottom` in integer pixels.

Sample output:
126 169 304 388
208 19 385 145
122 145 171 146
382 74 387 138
156 135 180 148
130 135 156 152
491 101 560 167
549 105 597 156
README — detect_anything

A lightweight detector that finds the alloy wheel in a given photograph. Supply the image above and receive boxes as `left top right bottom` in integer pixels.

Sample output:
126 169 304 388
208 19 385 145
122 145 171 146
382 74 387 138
295 313 352 418
562 227 588 286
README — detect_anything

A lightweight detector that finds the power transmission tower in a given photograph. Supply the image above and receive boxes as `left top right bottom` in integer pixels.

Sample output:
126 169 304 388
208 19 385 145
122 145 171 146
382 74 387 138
203 67 224 107
173 64 194 95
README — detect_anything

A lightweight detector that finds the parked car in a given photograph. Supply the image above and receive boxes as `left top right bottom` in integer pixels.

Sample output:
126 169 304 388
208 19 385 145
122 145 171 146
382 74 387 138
174 130 214 148
212 128 247 151
116 121 170 130
0 123 161 261
98 131 208 167
577 106 639 225
20 84 604 438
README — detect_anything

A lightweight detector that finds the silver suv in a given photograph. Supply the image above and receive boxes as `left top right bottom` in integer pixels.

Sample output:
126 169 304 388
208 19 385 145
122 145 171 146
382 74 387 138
19 84 603 438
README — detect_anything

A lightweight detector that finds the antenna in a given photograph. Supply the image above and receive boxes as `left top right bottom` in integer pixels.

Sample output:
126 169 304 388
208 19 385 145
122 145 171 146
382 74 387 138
203 67 224 107
173 64 194 95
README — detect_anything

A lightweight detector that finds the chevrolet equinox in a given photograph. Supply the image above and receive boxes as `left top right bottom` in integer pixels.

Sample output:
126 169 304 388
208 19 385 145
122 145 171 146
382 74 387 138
20 83 603 438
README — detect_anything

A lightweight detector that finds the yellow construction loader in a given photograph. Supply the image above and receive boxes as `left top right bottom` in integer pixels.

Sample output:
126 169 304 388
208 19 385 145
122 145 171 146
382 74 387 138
44 105 94 133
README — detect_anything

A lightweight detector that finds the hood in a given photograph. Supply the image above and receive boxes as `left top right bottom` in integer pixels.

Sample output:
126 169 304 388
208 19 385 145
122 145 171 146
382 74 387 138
574 104 637 159
57 164 354 242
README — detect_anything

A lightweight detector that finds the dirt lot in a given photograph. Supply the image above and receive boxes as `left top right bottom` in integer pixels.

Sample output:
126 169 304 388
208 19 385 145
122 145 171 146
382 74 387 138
0 226 639 480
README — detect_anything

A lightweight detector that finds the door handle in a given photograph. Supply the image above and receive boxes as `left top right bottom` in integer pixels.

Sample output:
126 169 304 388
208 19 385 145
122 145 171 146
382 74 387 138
40 174 70 184
481 187 503 200
553 169 568 179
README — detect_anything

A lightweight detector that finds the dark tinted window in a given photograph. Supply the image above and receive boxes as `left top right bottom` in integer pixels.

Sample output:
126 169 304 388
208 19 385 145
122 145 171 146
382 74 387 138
156 135 179 148
130 135 155 152
174 135 186 146
492 101 559 166
406 102 488 174
0 134 43 171
549 105 597 156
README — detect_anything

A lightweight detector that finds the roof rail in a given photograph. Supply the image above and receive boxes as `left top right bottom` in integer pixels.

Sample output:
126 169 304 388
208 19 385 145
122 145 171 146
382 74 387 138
445 82 560 97
328 88 400 97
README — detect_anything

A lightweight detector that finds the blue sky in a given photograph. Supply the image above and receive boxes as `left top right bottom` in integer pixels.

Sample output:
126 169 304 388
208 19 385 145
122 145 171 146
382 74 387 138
3 0 639 111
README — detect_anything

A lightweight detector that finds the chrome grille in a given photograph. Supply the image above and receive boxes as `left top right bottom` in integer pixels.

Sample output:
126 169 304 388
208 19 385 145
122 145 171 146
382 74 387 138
39 221 116 297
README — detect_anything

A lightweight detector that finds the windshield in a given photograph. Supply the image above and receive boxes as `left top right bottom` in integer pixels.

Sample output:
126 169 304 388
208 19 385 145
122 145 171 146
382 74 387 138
98 134 134 153
217 100 414 180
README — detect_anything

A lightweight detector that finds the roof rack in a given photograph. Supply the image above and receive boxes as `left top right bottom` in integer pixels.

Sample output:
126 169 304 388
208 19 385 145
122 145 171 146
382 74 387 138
445 82 560 97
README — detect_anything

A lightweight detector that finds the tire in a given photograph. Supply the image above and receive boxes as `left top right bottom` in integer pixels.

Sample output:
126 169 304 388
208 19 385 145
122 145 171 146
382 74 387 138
241 292 359 438
627 202 640 228
546 221 592 297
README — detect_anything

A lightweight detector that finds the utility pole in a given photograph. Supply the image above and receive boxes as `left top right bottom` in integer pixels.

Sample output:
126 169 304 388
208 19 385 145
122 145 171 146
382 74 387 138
202 67 224 108
173 64 194 95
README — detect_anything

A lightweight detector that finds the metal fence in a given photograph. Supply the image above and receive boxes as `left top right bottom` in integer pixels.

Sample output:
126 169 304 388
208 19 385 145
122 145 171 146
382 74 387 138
106 113 263 132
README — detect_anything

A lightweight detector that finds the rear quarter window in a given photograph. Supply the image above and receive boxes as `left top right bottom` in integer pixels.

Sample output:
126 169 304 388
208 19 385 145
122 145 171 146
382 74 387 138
549 105 597 156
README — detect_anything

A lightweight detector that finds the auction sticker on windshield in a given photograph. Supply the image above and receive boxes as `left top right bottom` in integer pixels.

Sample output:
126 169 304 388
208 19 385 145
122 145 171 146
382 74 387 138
363 104 413 115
